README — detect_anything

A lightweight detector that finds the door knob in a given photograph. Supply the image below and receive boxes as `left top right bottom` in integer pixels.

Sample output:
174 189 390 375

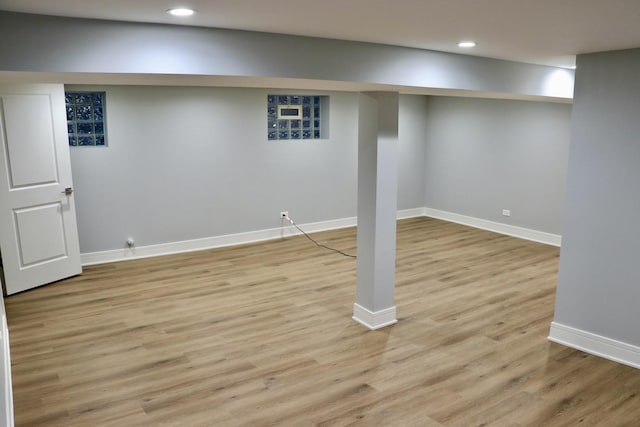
61 187 73 196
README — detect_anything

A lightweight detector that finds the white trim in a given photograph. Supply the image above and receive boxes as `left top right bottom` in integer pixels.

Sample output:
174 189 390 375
352 303 397 330
423 207 561 247
548 322 640 370
287 216 356 235
0 312 13 427
81 209 426 266
80 207 558 266
81 216 356 266
396 207 425 220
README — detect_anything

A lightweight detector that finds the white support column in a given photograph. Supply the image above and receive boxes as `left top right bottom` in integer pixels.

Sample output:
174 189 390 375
353 92 399 330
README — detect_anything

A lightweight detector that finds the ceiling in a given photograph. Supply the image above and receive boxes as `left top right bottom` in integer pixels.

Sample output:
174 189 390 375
0 0 639 68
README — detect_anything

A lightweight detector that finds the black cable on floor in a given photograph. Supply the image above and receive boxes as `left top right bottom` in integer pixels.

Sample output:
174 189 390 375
286 218 357 258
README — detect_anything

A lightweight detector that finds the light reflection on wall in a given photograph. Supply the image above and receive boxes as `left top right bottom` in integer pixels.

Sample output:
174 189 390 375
543 69 575 99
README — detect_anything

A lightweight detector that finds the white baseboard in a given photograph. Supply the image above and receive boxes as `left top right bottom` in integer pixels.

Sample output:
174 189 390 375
423 207 561 247
81 217 354 266
81 209 424 266
548 322 640 370
396 207 425 220
352 303 397 330
0 309 14 427
81 207 559 266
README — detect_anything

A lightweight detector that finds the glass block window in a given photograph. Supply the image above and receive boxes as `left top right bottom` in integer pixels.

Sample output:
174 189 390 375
65 92 107 147
268 94 323 140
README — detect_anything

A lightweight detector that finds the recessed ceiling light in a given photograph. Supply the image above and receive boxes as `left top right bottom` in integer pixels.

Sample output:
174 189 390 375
167 7 196 17
457 41 476 48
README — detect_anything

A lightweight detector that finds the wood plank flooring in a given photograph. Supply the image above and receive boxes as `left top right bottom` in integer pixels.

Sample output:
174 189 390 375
6 217 640 426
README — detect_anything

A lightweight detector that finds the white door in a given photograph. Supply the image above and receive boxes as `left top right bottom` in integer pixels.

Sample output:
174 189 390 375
0 84 81 295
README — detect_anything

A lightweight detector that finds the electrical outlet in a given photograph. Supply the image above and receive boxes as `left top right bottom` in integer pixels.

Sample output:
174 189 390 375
280 211 289 219
502 209 511 217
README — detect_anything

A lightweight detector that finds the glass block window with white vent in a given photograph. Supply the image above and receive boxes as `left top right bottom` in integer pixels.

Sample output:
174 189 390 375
65 92 107 146
267 95 324 140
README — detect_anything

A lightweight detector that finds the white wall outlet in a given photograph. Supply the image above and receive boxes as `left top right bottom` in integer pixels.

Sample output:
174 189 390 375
280 211 289 219
502 209 511 217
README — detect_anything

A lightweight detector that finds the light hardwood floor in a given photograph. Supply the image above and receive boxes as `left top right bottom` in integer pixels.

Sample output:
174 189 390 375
6 217 640 426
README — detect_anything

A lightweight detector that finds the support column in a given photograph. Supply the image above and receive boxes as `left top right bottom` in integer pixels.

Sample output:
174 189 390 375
352 92 399 330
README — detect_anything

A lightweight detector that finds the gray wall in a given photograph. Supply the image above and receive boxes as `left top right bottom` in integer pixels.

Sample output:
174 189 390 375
554 49 640 346
0 11 573 100
398 96 428 209
69 87 429 253
423 97 572 234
